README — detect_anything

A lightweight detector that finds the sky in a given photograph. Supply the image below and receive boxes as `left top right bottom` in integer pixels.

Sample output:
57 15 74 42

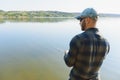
0 0 120 14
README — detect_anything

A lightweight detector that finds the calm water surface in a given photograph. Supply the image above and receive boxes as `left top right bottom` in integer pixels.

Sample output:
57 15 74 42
0 18 120 80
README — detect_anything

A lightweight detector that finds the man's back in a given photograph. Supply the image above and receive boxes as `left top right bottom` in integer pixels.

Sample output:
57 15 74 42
64 28 110 80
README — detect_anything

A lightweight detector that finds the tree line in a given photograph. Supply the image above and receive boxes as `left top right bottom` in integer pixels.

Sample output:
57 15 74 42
0 10 77 19
0 10 120 19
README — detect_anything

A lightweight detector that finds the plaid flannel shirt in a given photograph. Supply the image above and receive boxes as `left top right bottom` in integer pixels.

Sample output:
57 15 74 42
64 28 110 80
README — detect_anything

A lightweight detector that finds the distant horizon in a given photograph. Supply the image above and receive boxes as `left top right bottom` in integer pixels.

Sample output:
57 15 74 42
0 10 120 15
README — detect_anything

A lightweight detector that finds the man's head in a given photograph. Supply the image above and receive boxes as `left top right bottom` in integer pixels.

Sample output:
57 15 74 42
76 8 98 21
76 8 98 31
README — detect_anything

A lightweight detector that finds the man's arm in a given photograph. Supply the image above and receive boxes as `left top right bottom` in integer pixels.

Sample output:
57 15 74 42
64 36 78 67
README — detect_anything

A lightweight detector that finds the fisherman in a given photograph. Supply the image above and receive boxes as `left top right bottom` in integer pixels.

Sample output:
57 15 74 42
64 8 110 80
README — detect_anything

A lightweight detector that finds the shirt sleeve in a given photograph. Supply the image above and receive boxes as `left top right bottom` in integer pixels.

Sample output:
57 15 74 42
64 36 78 67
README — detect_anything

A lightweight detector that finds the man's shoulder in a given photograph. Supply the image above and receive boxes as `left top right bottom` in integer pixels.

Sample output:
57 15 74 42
70 32 88 43
75 32 90 39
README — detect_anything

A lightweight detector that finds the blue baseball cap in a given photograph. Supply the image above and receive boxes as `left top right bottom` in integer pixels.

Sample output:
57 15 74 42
76 8 98 20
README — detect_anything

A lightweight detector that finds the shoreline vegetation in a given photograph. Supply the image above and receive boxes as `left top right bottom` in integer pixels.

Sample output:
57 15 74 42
0 10 120 23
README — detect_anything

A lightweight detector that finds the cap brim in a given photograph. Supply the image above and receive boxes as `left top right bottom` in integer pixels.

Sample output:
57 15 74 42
75 16 82 20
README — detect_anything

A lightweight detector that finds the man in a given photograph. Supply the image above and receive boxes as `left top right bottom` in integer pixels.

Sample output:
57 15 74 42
64 8 110 80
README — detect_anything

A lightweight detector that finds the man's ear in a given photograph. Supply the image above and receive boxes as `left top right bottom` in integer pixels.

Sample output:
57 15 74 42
85 17 90 24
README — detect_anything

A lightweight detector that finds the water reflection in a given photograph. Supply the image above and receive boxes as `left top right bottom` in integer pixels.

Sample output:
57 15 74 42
0 17 120 80
0 18 73 23
0 18 5 23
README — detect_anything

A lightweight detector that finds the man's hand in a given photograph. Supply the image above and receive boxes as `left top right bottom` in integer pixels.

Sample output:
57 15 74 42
64 50 69 54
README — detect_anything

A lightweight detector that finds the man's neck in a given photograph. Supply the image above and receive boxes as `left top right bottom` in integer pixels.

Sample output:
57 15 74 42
85 26 96 31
